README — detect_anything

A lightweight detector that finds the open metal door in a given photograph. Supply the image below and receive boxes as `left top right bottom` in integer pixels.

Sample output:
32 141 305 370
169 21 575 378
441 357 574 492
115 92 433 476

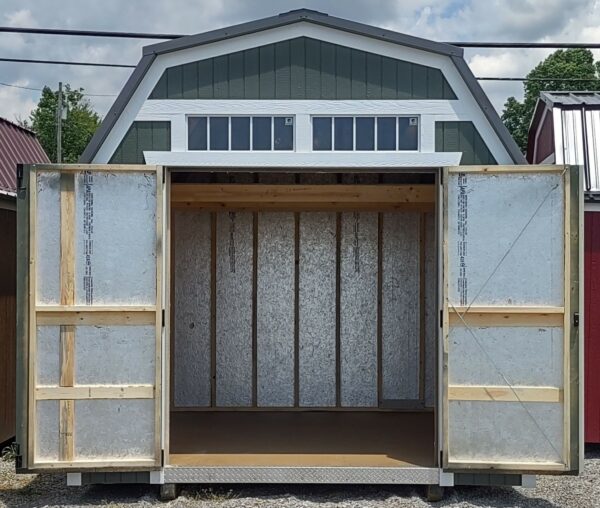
21 164 163 470
442 165 580 473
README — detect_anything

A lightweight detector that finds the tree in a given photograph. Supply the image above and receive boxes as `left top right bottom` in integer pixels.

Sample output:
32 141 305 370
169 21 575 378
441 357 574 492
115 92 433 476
502 49 600 152
25 84 101 163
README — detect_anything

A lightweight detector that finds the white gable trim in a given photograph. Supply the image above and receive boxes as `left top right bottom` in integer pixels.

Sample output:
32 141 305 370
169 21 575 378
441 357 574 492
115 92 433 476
143 150 462 167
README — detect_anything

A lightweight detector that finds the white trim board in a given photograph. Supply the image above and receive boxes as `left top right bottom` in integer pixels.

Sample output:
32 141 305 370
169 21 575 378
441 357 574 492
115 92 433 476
143 151 462 167
91 22 514 165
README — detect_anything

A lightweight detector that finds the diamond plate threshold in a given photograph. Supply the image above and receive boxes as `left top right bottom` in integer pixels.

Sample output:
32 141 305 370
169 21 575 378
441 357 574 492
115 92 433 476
163 466 440 484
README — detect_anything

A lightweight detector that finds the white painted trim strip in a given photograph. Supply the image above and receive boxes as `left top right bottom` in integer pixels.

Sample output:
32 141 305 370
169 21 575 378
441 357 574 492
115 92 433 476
143 151 462 167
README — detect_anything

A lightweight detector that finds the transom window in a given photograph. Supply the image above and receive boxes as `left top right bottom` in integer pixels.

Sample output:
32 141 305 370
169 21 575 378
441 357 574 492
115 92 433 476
312 116 419 151
188 116 294 151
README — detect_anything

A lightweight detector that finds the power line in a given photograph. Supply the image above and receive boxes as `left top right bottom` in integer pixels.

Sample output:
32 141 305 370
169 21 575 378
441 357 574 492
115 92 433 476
449 42 600 48
0 26 183 39
0 57 134 68
1 26 600 49
478 77 600 82
0 81 117 97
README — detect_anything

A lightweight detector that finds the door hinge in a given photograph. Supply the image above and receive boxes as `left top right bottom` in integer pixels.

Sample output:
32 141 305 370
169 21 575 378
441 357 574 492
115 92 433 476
16 164 26 197
161 309 165 327
574 312 579 328
160 449 165 466
12 442 22 469
440 309 444 327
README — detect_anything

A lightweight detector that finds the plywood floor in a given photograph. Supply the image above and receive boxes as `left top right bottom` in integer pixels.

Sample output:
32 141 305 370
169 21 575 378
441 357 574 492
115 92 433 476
169 411 435 467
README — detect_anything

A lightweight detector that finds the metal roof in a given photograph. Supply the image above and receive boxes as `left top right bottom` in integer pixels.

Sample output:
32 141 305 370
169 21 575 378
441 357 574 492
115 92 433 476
80 8 525 164
0 117 49 194
540 91 600 107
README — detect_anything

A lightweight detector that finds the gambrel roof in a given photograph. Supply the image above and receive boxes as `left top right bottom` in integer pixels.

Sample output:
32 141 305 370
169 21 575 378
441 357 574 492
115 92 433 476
80 8 525 164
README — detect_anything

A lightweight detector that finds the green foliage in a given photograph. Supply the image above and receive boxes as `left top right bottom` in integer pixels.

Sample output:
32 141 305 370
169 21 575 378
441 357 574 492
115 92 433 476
24 84 101 163
502 49 600 152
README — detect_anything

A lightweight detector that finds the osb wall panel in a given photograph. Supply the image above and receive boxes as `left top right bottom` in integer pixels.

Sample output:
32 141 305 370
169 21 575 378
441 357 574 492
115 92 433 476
381 212 421 400
172 204 436 409
447 173 564 307
215 212 253 406
299 212 337 407
173 210 211 407
256 212 295 407
449 401 563 463
35 172 61 304
340 212 378 407
74 172 157 306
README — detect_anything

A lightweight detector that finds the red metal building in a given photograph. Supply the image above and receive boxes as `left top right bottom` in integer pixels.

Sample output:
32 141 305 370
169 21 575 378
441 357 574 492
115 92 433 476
0 117 49 445
528 92 600 443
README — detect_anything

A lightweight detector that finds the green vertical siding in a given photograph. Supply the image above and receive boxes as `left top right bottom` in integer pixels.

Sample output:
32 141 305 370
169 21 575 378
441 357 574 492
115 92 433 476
109 121 171 164
290 38 306 99
149 37 457 100
435 121 497 164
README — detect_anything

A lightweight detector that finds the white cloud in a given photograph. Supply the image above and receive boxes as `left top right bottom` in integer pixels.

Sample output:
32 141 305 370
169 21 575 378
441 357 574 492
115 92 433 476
0 0 598 122
0 79 37 123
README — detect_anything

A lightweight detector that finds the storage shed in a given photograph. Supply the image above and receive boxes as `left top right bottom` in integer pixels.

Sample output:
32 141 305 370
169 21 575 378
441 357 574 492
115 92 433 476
17 9 581 499
0 117 49 446
527 91 600 443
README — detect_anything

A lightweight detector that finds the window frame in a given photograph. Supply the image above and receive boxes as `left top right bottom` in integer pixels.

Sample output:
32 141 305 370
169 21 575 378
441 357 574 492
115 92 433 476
311 114 420 152
186 115 296 152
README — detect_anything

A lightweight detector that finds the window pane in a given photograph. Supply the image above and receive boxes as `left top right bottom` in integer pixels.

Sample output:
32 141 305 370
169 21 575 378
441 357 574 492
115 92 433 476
231 117 250 150
274 117 294 150
334 117 353 150
355 117 375 150
188 117 207 150
209 117 228 150
313 117 332 150
377 117 396 150
253 117 272 150
398 117 419 150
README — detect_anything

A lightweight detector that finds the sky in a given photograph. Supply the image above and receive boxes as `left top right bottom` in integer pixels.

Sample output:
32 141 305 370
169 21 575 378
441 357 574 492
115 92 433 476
0 0 599 123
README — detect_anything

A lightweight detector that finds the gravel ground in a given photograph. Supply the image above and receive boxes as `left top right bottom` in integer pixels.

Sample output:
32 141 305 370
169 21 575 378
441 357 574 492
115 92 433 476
1 446 599 508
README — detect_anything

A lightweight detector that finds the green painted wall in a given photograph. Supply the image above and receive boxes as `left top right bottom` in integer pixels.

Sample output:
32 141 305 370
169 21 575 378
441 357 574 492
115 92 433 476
109 121 171 164
435 121 497 165
149 37 457 101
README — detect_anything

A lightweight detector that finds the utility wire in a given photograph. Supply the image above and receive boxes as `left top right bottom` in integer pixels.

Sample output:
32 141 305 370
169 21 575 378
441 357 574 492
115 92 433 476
1 25 599 49
0 57 134 68
0 26 183 39
0 81 117 97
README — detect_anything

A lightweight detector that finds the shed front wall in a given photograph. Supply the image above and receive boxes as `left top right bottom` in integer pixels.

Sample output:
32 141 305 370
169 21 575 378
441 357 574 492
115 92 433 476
88 22 515 165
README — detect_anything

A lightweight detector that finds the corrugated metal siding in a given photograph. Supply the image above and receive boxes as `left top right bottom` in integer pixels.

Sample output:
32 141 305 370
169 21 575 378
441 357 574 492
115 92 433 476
434 121 497 164
149 37 457 101
0 117 49 193
109 121 171 164
585 211 600 443
561 109 585 168
585 110 600 192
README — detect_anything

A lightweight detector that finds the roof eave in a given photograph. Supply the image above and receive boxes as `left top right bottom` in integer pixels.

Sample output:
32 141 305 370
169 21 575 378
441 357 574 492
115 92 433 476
79 53 156 163
450 55 526 164
142 9 463 58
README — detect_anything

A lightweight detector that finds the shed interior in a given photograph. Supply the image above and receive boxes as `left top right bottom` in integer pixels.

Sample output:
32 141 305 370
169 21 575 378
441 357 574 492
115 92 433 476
168 171 438 468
